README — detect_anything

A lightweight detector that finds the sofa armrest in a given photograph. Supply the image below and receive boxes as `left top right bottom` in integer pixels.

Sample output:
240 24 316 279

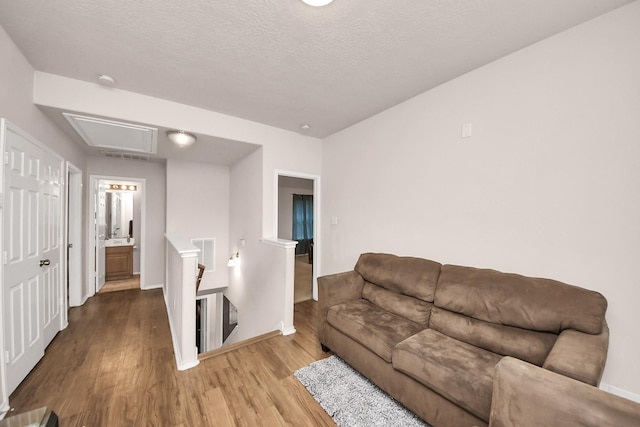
543 319 609 386
317 271 364 342
318 270 364 314
490 357 640 427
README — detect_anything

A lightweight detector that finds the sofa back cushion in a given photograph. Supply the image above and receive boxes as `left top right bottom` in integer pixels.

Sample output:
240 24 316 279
429 307 556 366
355 253 442 302
434 265 607 335
362 282 432 325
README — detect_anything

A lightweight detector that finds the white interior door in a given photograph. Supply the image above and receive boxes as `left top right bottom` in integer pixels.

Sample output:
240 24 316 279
41 151 62 345
3 123 45 394
95 182 106 291
67 166 83 307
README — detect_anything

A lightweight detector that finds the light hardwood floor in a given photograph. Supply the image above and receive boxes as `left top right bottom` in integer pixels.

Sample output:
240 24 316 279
98 274 140 293
294 255 313 303
8 289 334 426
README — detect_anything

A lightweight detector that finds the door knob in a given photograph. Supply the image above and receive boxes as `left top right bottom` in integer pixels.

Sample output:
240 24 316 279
39 259 50 267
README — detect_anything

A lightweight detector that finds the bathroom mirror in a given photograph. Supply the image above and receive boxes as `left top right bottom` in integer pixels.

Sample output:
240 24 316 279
105 191 134 238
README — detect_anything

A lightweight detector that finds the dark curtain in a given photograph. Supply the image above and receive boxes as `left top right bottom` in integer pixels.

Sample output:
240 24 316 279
292 194 313 255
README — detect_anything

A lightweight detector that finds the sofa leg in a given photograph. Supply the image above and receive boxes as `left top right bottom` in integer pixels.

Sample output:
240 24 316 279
321 344 331 353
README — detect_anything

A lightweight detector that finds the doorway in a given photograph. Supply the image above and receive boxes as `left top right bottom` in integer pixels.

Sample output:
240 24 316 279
66 163 83 308
88 175 145 295
276 173 320 302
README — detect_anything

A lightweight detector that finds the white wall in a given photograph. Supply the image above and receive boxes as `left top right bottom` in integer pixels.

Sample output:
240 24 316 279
0 24 87 414
166 159 230 290
227 149 272 341
322 2 640 395
278 176 314 240
87 156 166 289
0 27 85 168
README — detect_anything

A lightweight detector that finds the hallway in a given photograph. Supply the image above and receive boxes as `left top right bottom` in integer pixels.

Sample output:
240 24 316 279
8 289 332 426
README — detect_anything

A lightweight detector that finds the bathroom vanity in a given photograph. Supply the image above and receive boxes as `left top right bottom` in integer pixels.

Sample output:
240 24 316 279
105 238 135 281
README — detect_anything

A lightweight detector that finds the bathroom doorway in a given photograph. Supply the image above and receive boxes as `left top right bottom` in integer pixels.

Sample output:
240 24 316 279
89 175 145 294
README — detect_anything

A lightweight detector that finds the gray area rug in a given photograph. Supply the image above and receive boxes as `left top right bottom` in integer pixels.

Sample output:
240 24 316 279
295 356 430 427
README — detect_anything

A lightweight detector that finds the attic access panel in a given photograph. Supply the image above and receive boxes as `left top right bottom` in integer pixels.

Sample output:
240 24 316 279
63 113 158 154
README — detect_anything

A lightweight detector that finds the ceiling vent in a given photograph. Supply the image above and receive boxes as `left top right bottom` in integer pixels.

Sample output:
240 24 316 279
63 113 158 154
99 150 151 161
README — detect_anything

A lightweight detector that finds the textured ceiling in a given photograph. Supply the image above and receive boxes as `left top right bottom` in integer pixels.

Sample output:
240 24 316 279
0 0 633 139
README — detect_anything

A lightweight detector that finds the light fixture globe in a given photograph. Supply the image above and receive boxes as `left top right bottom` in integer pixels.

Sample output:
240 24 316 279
167 130 197 148
302 0 334 6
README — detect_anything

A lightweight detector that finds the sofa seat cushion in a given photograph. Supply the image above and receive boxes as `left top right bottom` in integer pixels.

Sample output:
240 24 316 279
327 300 425 362
429 307 556 366
393 329 502 421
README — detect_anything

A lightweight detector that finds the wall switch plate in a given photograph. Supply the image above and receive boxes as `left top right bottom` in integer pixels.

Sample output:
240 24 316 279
462 122 473 138
331 216 339 225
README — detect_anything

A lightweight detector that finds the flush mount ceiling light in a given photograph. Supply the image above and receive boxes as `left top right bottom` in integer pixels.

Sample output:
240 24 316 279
302 0 334 6
97 74 116 87
166 130 197 148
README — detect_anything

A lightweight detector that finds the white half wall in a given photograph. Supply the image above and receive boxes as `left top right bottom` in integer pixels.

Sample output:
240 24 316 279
321 2 640 395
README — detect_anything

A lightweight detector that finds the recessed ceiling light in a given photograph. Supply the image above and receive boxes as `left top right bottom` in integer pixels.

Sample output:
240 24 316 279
97 74 116 87
302 0 334 6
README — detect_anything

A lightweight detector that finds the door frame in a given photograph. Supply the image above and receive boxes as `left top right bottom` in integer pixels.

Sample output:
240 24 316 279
0 118 8 417
274 170 321 300
66 163 83 310
87 175 146 295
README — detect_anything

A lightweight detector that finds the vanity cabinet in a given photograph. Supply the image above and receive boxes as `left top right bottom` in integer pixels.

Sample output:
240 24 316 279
105 245 133 281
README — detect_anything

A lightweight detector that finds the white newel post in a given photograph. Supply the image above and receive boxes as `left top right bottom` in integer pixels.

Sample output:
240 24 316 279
165 233 200 370
261 238 298 335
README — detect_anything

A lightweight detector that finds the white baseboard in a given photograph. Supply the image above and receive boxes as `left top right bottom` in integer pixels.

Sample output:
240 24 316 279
0 401 10 420
281 326 297 336
600 382 640 403
142 283 163 290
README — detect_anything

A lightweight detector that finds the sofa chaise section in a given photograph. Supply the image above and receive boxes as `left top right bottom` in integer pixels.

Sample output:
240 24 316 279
489 357 640 427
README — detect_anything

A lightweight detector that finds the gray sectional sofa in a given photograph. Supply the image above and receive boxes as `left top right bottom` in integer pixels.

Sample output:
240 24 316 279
318 253 609 427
